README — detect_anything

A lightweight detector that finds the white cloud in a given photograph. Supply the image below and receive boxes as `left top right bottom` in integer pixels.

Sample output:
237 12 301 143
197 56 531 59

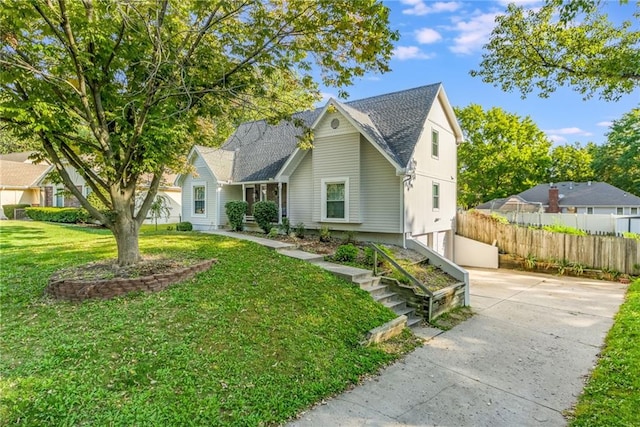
548 135 568 144
449 12 499 55
393 46 434 60
415 28 442 44
596 121 613 127
401 0 462 16
544 127 593 136
319 92 335 103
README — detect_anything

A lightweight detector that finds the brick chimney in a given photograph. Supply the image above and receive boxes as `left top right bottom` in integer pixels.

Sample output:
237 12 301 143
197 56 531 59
547 187 560 213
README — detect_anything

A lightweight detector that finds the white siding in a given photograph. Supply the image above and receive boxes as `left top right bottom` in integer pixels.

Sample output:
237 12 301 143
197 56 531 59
312 112 361 223
288 151 314 227
218 185 242 227
405 96 458 237
181 156 217 230
360 136 401 232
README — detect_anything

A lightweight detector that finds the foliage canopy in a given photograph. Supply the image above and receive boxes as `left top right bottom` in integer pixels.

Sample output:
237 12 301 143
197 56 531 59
472 0 640 100
0 0 397 265
455 104 552 208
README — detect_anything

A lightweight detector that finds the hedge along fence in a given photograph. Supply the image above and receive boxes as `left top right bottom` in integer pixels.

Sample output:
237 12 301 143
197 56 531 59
25 207 90 224
457 211 640 275
2 204 30 220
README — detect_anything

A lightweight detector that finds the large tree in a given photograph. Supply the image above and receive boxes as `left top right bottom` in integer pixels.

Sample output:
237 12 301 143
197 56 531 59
592 107 640 195
548 141 596 183
472 0 640 100
0 0 397 265
455 104 552 208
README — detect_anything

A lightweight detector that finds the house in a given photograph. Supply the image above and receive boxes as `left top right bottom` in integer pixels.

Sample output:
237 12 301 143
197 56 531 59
477 181 640 215
176 83 464 258
0 159 50 218
0 152 182 223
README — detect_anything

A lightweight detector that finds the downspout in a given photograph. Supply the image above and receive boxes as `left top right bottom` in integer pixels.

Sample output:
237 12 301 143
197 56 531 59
401 177 406 248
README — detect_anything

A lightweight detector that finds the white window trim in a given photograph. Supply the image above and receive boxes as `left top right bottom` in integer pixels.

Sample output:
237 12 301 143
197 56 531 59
616 207 624 215
586 207 594 214
631 207 638 215
321 177 349 222
431 128 439 159
192 182 207 217
432 181 440 211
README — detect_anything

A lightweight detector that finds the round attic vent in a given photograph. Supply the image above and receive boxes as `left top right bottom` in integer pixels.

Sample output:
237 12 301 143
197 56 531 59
331 118 340 129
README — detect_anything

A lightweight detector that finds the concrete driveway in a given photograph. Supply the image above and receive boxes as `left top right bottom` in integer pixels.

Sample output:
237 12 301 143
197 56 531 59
288 268 627 427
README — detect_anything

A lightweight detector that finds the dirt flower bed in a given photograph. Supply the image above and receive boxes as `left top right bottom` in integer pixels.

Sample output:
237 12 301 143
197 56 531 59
50 255 199 282
242 231 457 292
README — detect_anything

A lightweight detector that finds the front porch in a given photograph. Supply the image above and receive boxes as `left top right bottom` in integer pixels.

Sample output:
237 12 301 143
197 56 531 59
241 181 288 223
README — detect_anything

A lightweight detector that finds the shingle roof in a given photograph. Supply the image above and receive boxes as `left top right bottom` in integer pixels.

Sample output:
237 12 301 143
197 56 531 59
518 182 640 206
0 151 38 163
195 146 236 182
198 83 444 183
0 160 51 188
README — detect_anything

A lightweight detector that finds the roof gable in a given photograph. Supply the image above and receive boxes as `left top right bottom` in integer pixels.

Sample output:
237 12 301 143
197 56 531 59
518 182 640 206
213 83 457 183
0 160 51 188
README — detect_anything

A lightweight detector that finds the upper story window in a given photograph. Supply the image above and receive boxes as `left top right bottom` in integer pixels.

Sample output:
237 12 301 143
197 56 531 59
431 129 439 159
432 182 440 210
587 207 594 214
193 184 206 215
616 207 623 215
631 207 638 215
321 178 349 221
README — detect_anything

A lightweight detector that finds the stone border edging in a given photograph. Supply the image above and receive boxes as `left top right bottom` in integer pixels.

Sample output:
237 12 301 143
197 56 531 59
360 315 407 346
46 259 217 302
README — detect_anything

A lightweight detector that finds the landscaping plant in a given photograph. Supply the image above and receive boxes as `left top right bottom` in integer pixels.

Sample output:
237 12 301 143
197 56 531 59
253 201 278 234
225 201 248 232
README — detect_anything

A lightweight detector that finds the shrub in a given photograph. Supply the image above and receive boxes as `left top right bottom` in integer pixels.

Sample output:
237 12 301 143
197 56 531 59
280 217 291 235
176 221 193 231
24 207 90 223
294 222 305 238
343 230 357 244
253 201 278 233
334 244 358 262
543 224 587 236
225 201 248 231
319 225 331 242
267 227 279 238
2 204 30 219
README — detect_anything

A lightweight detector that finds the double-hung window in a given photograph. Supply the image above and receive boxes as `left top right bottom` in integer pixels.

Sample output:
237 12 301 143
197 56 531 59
431 129 439 159
193 184 206 215
322 178 349 221
432 182 440 210
616 207 624 215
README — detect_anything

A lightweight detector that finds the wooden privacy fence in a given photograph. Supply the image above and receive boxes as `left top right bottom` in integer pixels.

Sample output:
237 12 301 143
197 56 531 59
456 211 640 275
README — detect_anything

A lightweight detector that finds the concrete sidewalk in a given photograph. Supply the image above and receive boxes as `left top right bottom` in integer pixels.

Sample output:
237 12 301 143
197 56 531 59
288 268 627 427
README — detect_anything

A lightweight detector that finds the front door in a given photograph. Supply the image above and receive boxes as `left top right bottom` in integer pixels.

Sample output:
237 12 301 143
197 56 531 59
245 186 256 216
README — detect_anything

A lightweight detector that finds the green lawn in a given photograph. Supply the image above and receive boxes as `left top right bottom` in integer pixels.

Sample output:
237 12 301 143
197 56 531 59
0 221 404 426
570 278 640 426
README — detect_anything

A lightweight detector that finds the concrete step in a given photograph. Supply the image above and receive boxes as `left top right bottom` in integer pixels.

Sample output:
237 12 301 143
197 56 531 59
384 299 407 312
406 315 423 328
360 284 389 297
277 249 325 263
374 291 398 304
352 276 381 287
394 306 415 318
313 261 372 282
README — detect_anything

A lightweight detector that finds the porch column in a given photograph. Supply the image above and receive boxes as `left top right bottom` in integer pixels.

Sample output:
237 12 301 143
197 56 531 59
278 182 282 224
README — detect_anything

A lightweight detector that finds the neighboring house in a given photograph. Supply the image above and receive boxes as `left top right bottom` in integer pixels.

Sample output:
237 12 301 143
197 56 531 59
176 83 464 258
0 159 50 218
477 181 640 215
0 152 182 223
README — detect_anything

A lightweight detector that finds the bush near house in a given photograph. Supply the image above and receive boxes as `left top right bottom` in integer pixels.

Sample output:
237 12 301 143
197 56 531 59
24 207 90 223
2 204 30 220
253 201 278 234
225 200 248 231
176 221 193 231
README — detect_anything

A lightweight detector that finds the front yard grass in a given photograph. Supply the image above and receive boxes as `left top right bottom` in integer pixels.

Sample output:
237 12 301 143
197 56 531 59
0 221 401 426
569 278 640 426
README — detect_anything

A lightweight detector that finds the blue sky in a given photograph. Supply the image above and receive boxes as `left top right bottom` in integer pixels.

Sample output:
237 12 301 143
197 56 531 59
318 0 639 146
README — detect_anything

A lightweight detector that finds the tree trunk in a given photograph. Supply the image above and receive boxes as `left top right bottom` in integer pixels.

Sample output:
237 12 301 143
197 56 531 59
111 191 142 266
113 214 141 266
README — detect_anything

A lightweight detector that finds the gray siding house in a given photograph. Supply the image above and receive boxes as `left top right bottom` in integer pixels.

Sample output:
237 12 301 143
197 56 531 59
176 83 463 257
